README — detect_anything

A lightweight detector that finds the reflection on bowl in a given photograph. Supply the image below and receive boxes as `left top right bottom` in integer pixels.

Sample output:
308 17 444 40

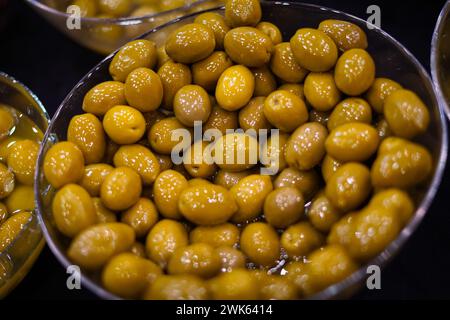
0 72 50 298
431 1 450 120
35 2 447 300
25 0 224 55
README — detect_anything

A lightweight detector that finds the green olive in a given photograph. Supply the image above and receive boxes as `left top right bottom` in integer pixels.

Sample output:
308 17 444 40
240 222 280 267
194 12 230 49
274 167 320 201
215 65 255 111
225 0 262 27
304 72 341 112
327 98 372 131
158 61 192 110
318 19 368 51
168 243 221 278
365 78 402 113
192 51 233 92
281 222 323 259
270 42 309 83
264 187 305 228
124 67 163 112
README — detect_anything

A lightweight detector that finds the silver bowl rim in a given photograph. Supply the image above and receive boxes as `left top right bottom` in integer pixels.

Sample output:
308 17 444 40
25 0 220 24
431 0 450 120
35 1 449 300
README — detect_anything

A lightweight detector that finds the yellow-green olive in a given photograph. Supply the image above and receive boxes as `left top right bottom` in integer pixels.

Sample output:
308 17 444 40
4 185 34 214
0 161 14 200
259 275 299 300
179 184 238 225
263 90 308 133
369 188 414 226
194 12 230 49
80 164 113 197
6 139 38 186
260 132 289 175
101 167 142 211
375 117 392 140
0 105 16 142
129 241 146 258
190 223 240 248
225 0 261 27
192 51 233 92
92 197 117 223
325 122 379 162
158 61 192 110
308 191 341 232
264 187 305 228
252 66 277 97
166 23 216 64
334 48 375 96
0 211 32 252
213 132 258 172
309 109 330 126
215 65 255 111
98 0 132 16
281 222 323 258
43 141 85 189
174 85 212 127
183 140 217 178
304 72 341 112
168 243 221 278
68 222 135 270
148 117 191 155
318 19 368 51
274 167 320 201
230 174 273 223
124 67 163 112
216 246 246 271
256 21 282 45
203 105 239 136
285 122 328 170
109 39 157 82
209 269 259 299
239 96 272 131
240 222 280 267
290 28 338 72
144 274 209 300
153 170 188 219
278 83 305 100
121 197 158 238
82 81 126 116
366 78 402 113
145 219 188 269
270 42 308 83
383 89 430 139
327 98 372 131
213 169 253 189
103 105 146 145
325 162 371 212
321 154 342 182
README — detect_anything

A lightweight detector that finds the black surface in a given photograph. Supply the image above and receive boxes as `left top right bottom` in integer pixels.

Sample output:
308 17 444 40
1 0 449 300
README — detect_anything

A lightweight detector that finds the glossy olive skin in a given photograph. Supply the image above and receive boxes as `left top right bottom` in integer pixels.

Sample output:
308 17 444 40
203 105 239 136
370 188 414 226
285 122 328 171
144 274 209 300
109 39 157 82
290 28 338 72
278 83 305 100
188 178 212 187
82 81 126 116
190 223 240 248
52 184 97 237
216 246 246 271
239 96 272 131
158 61 192 110
0 106 15 142
214 169 253 189
121 198 158 238
230 174 273 223
225 0 262 27
183 140 217 178
194 12 230 49
274 167 320 201
68 223 135 270
270 42 308 83
148 117 191 155
0 211 32 252
366 78 402 113
6 139 38 186
309 109 330 126
383 89 430 139
371 137 433 188
263 90 308 133
80 164 113 197
325 122 380 162
103 105 146 145
240 222 280 267
318 19 368 51
166 23 216 64
213 132 258 172
101 167 142 211
224 27 273 67
156 45 171 69
153 170 188 219
215 65 255 111
98 0 131 16
308 191 341 232
179 184 238 225
192 51 233 92
67 113 105 164
4 185 33 214
168 243 221 278
281 222 323 258
304 72 341 112
43 141 85 189
129 241 146 258
321 154 342 182
92 197 116 223
261 132 289 175
264 187 305 228
304 245 357 296
252 66 277 97
102 252 162 299
327 98 372 131
375 117 392 140
114 144 160 185
257 274 299 300
145 219 188 269
209 269 259 299
325 162 371 212
124 67 163 112
334 49 375 96
155 153 174 172
256 21 282 45
174 85 212 127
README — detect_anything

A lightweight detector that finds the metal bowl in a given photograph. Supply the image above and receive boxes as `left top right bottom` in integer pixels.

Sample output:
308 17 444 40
0 72 50 298
25 0 223 55
35 1 448 300
431 1 450 120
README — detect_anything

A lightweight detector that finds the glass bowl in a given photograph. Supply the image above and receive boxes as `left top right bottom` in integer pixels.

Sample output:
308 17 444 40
25 0 224 55
431 1 450 120
35 1 448 300
0 72 50 298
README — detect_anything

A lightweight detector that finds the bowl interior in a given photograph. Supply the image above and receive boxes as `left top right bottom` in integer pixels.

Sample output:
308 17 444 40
36 2 448 300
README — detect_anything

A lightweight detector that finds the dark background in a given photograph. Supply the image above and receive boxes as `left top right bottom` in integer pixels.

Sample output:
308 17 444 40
0 0 449 300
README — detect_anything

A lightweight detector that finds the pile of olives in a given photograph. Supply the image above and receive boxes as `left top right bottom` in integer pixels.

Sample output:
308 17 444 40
42 0 433 299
